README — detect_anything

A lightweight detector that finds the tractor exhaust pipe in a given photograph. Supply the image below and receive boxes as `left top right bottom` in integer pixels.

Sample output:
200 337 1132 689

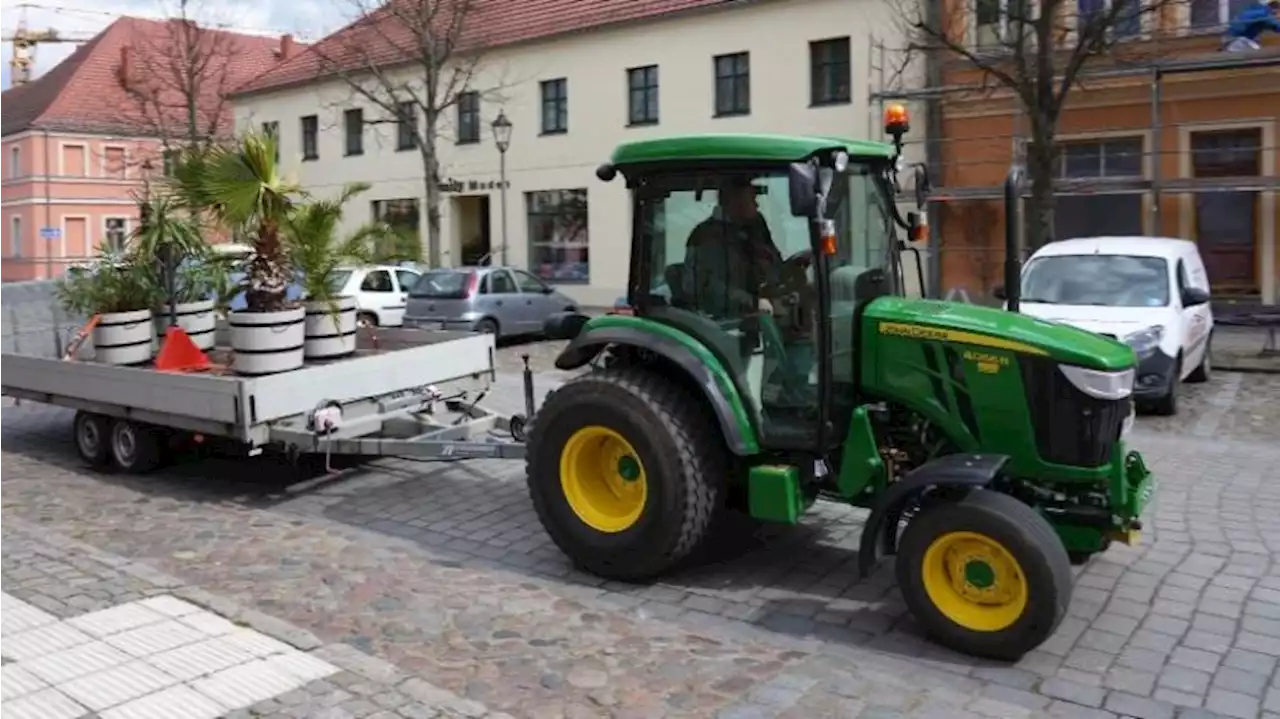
1003 166 1026 313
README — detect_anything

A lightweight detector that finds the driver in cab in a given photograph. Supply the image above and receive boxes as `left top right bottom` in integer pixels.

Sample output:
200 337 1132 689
683 177 807 319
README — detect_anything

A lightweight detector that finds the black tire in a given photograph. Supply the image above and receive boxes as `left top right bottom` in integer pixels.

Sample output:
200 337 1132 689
73 411 112 469
895 490 1072 661
109 419 163 474
475 318 499 336
525 367 727 581
1186 339 1211 383
1147 356 1180 416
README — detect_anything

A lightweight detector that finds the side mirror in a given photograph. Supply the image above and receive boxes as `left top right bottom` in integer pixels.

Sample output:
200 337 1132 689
1182 287 1211 307
788 161 817 217
992 285 1007 300
541 285 555 294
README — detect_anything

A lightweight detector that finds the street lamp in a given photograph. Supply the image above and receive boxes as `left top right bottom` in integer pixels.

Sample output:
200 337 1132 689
491 110 512 266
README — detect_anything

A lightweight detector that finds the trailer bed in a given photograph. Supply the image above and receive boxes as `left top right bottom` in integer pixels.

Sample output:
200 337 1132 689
1 328 496 445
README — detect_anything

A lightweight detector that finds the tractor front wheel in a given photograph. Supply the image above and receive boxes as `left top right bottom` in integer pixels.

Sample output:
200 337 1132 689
525 367 727 582
896 490 1072 661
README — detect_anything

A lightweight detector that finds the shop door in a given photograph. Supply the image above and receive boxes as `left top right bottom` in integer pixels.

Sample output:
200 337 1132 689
1191 128 1261 294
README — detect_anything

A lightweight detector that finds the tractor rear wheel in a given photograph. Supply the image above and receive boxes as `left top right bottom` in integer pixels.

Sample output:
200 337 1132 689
895 490 1072 661
525 367 728 581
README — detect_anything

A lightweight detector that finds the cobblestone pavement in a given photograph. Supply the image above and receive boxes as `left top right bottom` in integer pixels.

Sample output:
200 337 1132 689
1 522 510 719
3 369 1280 718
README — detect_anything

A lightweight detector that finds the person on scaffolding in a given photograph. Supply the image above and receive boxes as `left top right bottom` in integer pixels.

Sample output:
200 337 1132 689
1222 0 1280 51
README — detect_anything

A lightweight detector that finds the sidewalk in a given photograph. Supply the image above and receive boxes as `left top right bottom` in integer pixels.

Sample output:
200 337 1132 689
1 520 508 719
1212 326 1280 373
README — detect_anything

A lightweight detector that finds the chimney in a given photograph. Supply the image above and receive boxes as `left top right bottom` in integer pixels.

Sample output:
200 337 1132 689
118 46 134 87
279 34 295 60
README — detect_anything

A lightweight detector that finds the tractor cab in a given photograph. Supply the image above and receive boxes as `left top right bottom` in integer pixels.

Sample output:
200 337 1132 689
580 114 927 453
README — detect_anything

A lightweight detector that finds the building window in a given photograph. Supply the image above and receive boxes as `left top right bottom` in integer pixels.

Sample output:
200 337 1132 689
457 92 480 144
1191 0 1250 27
103 146 127 179
713 52 750 117
61 144 87 177
396 102 418 151
540 78 568 135
162 148 179 176
974 0 1032 46
810 37 851 105
104 217 129 252
627 65 659 126
371 198 421 257
261 121 280 164
1052 136 1144 241
8 146 20 179
301 115 319 160
10 216 22 257
344 109 364 156
1191 127 1261 292
1077 0 1141 37
527 189 589 283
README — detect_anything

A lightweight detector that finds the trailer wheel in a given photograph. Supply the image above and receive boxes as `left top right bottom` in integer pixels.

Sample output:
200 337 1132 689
526 367 726 582
109 419 163 474
895 490 1071 661
73 412 113 469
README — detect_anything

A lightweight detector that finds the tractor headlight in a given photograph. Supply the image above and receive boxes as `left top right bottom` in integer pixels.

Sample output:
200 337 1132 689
1059 364 1135 401
1123 325 1164 359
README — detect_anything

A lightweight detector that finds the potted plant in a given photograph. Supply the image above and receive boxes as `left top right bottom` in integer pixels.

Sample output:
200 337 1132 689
130 195 221 351
53 247 156 366
285 182 396 359
170 132 306 375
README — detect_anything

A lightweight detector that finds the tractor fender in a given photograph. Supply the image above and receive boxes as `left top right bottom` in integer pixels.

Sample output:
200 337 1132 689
857 453 1010 577
553 326 759 455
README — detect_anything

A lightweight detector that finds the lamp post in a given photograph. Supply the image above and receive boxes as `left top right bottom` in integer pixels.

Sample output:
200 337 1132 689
491 110 512 266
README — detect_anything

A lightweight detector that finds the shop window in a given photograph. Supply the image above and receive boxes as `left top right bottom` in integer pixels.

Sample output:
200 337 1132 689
526 189 589 284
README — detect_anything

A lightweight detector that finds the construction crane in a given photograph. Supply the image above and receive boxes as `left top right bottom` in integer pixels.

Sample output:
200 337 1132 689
3 4 95 87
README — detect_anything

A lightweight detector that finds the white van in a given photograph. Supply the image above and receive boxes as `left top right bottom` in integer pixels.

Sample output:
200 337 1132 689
1000 236 1214 416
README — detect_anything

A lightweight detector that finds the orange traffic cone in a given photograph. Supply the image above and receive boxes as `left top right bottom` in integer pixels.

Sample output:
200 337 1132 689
154 326 212 372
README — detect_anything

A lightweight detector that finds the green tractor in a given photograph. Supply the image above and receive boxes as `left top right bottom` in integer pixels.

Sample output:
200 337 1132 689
525 116 1154 660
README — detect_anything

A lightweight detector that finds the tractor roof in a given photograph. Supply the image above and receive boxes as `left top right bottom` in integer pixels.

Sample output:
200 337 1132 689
609 133 895 167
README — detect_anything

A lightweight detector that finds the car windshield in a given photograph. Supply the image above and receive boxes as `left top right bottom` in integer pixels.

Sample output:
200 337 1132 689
409 270 470 298
1020 254 1170 307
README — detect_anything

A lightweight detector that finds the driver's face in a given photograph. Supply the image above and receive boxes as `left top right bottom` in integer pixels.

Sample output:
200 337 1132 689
722 185 759 223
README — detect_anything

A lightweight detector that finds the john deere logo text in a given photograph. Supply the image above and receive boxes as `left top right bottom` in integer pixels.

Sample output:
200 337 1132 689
963 350 1009 374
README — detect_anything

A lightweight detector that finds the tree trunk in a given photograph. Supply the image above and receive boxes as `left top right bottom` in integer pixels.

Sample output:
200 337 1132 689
1024 128 1058 252
423 113 443 267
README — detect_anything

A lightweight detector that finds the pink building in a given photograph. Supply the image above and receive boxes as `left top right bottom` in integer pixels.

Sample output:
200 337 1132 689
1 17 299 281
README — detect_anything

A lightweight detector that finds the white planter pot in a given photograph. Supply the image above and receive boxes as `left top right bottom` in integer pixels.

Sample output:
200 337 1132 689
153 299 217 351
303 296 358 359
93 309 154 366
229 306 305 375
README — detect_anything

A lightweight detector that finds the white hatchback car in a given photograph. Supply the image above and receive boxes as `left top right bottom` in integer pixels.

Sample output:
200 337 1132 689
330 264 423 328
1003 236 1214 416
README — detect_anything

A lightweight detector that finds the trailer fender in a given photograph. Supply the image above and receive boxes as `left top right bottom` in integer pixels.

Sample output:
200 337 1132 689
857 453 1010 577
553 326 759 455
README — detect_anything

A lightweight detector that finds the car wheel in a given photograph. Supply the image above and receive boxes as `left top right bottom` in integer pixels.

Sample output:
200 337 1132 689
475 318 499 336
1187 337 1211 383
357 312 378 329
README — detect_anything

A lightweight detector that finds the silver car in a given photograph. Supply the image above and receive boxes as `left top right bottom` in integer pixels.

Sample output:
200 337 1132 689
402 266 578 339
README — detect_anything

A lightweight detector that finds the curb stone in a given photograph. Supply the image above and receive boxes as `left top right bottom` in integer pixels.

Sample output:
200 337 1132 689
3 516 502 718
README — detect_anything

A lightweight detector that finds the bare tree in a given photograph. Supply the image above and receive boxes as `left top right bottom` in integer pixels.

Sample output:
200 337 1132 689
895 0 1182 249
311 0 508 267
119 0 243 154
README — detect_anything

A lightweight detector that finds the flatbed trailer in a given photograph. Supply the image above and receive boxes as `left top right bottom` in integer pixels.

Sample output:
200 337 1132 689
1 327 537 472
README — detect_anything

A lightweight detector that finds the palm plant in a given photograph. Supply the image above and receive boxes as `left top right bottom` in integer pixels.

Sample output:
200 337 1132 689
168 132 302 312
285 182 396 307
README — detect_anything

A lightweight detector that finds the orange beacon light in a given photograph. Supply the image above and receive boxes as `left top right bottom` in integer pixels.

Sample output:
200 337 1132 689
884 103 910 137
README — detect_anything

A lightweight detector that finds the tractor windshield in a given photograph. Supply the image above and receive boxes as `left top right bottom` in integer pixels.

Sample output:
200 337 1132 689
631 159 894 448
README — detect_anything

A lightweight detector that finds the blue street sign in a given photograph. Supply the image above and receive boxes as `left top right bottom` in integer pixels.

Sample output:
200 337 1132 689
40 227 61 241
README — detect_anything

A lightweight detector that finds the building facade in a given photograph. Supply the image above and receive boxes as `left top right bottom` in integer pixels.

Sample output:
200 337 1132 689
1 17 297 281
230 0 921 306
913 2 1280 303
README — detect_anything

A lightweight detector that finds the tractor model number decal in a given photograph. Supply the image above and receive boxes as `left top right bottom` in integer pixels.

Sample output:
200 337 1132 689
962 350 1009 374
878 322 1049 356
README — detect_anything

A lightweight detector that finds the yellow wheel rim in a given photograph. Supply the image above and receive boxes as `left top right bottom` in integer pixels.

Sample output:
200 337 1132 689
559 426 648 533
921 531 1028 632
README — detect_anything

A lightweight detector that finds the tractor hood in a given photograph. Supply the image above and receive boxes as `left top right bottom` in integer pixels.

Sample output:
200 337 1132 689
864 298 1137 371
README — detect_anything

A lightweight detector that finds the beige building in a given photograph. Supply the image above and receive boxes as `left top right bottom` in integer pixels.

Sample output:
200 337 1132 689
231 0 920 306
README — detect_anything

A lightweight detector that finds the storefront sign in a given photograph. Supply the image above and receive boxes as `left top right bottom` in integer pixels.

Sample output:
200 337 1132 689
438 178 511 193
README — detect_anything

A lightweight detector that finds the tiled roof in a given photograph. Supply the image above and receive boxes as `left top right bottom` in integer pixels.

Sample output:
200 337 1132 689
2 17 299 138
233 0 738 97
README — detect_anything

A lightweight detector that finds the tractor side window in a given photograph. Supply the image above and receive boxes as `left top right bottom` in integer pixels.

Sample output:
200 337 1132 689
634 170 824 449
